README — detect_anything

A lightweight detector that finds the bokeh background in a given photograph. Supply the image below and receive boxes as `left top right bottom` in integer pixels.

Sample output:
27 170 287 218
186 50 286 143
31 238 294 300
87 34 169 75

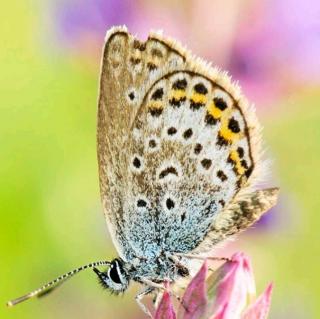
1 0 319 318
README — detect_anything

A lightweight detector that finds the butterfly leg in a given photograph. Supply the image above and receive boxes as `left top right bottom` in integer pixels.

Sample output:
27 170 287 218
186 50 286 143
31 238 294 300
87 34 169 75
152 290 163 308
175 253 230 263
135 286 155 318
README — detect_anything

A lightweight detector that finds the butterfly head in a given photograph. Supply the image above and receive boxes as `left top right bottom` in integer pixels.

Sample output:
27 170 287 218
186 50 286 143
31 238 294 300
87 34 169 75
93 258 130 294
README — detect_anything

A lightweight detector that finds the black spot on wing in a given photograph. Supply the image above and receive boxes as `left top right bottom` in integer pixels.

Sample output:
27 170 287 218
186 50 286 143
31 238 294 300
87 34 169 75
217 170 228 181
228 117 241 133
216 134 229 146
205 113 218 126
137 199 147 207
190 101 205 111
133 40 146 51
169 97 186 107
183 128 193 139
172 79 187 90
149 139 157 148
166 198 175 210
168 127 177 135
151 88 164 100
194 143 203 155
133 157 141 168
194 83 208 94
149 108 163 117
237 147 244 158
128 91 135 100
159 167 178 179
214 97 228 111
201 159 212 169
147 62 158 71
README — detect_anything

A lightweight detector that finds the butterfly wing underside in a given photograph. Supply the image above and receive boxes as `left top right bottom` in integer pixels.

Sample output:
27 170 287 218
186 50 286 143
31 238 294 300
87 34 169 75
98 27 276 261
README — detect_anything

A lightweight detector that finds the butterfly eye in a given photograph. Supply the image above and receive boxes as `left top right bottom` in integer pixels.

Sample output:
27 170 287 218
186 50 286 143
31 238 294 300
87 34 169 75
108 264 122 284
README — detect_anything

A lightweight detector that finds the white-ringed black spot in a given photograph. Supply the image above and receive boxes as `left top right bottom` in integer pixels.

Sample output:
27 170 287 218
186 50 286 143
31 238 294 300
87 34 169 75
183 128 193 139
159 166 178 179
181 212 186 222
149 139 157 148
133 157 141 168
194 83 208 94
128 91 135 101
166 198 175 210
137 199 147 207
201 158 212 169
194 143 203 154
228 117 241 133
214 97 228 111
168 127 177 135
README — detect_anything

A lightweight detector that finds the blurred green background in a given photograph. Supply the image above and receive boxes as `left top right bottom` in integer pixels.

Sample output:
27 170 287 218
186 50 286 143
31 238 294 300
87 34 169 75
1 0 319 318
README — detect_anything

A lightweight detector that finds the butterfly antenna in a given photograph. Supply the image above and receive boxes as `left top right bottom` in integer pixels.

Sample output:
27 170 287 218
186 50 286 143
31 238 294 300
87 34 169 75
7 260 111 307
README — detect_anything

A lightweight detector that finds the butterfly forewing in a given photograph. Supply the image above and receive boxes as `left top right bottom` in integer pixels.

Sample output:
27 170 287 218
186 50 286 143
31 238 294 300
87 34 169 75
97 27 188 259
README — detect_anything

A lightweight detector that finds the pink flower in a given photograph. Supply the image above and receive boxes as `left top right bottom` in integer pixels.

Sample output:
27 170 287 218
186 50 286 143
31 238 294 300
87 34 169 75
154 252 273 319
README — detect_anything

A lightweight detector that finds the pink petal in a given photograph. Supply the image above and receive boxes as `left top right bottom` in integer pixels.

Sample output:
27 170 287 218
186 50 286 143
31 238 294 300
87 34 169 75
207 252 256 318
154 290 176 319
178 260 208 319
209 303 228 319
241 283 273 319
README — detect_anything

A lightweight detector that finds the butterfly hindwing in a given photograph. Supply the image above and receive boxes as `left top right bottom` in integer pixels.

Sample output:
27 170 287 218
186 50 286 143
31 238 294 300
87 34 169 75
123 69 261 258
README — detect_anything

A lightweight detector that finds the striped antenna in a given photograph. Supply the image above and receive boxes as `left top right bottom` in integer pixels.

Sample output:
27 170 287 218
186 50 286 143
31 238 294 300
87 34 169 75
7 260 111 307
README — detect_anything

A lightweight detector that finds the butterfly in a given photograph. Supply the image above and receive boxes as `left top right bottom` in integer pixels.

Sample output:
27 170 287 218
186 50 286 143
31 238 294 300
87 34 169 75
7 26 278 317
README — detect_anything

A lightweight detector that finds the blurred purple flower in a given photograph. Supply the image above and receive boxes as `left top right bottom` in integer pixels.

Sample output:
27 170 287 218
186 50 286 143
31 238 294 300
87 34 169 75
52 0 320 102
155 252 273 319
229 0 320 103
56 0 134 44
